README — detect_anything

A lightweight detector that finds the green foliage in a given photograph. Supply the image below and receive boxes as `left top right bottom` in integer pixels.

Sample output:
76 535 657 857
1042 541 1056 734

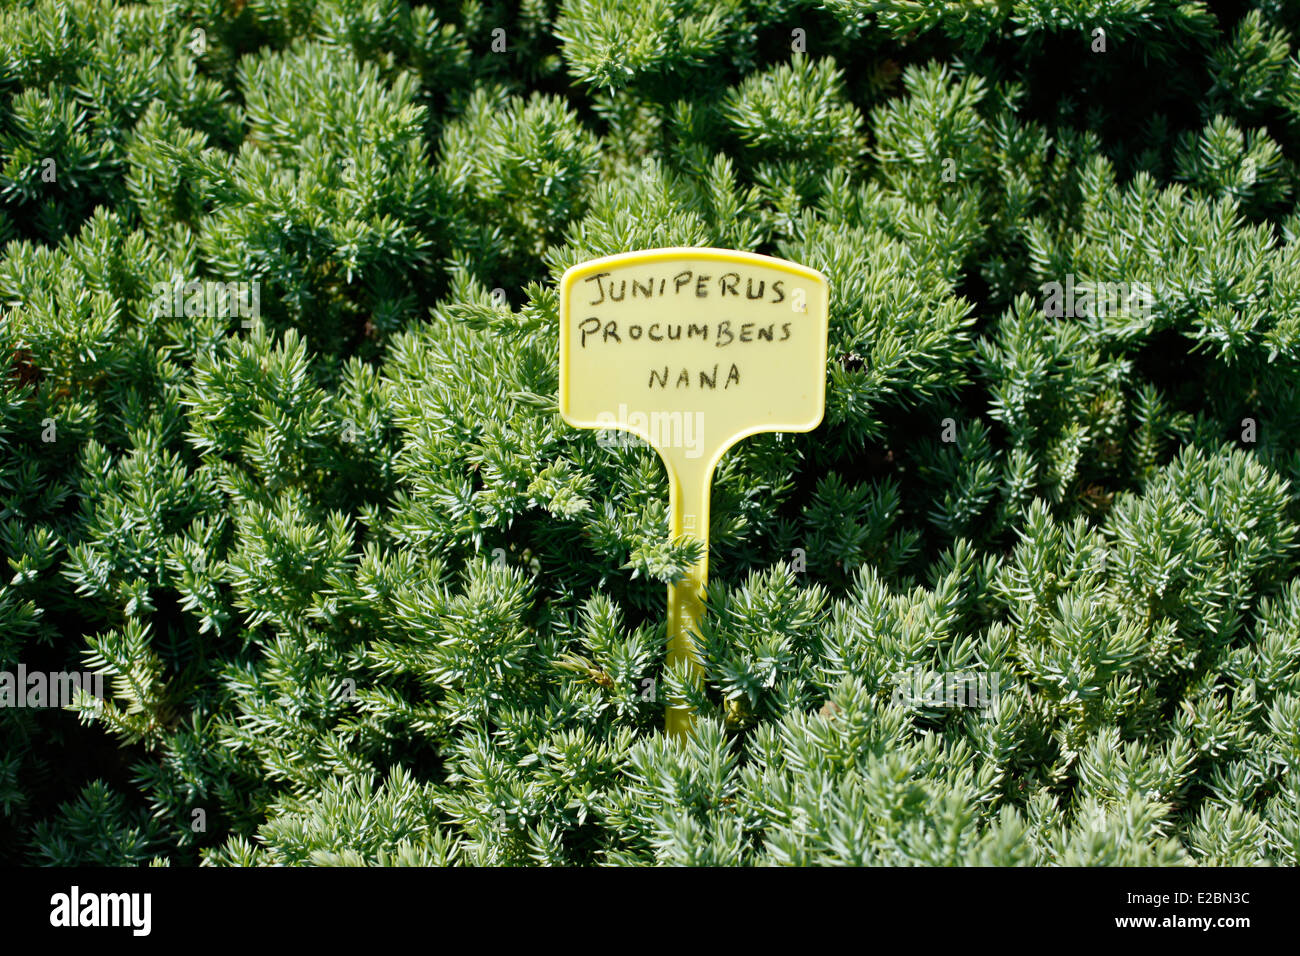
555 0 756 91
1 0 1298 867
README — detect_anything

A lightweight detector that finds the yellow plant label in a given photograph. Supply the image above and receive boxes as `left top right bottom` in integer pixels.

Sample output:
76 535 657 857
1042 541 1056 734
558 247 829 737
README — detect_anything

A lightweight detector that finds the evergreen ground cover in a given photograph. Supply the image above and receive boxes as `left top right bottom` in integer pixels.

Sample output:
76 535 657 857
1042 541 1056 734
1 0 1298 866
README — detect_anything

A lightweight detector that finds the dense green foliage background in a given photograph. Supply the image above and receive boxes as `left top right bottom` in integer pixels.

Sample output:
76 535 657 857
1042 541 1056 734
1 0 1298 865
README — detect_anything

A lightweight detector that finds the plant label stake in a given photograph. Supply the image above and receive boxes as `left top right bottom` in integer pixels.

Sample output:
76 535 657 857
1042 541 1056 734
559 248 829 738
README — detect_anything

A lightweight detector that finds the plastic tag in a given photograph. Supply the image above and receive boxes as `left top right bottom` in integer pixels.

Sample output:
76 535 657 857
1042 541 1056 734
559 247 829 736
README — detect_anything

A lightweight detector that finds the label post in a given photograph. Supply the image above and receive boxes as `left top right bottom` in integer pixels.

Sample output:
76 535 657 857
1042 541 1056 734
559 247 829 738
